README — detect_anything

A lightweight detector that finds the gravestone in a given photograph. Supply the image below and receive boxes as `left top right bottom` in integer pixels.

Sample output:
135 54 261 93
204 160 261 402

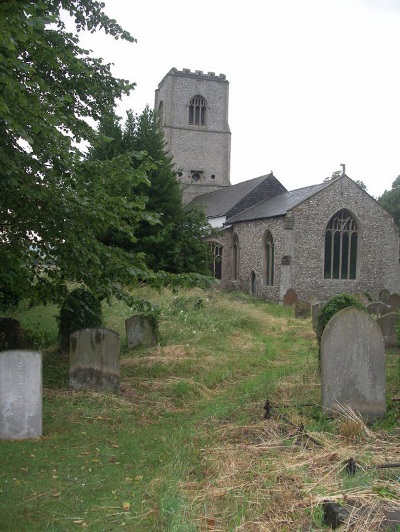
388 292 400 312
0 318 22 350
367 301 391 317
311 301 325 331
376 313 398 347
321 307 386 420
379 289 391 304
125 315 158 349
70 328 120 392
293 300 311 319
0 350 42 440
283 288 298 307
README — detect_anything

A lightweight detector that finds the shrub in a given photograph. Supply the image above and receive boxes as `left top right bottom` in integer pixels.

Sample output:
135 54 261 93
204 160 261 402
316 293 366 345
57 288 103 351
397 310 400 346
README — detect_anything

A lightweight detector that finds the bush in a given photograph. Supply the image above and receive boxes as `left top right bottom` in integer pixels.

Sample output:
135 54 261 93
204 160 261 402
316 293 366 345
397 310 400 346
57 288 103 351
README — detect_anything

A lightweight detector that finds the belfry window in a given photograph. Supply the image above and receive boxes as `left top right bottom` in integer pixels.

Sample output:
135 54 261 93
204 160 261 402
324 209 358 280
189 96 206 126
209 242 222 279
264 231 274 286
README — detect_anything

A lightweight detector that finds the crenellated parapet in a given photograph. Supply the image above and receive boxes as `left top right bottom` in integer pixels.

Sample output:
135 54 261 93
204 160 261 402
157 67 227 88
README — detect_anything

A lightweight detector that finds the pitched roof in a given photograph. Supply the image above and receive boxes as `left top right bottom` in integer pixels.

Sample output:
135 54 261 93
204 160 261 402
226 182 329 223
187 173 287 218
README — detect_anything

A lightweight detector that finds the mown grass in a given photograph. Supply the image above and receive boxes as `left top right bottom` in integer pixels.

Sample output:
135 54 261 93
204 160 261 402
1 287 400 531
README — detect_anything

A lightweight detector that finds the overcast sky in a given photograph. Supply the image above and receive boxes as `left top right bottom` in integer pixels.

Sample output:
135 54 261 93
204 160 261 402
75 0 400 198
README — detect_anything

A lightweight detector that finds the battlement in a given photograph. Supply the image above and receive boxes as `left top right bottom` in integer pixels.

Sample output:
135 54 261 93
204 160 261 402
158 67 227 87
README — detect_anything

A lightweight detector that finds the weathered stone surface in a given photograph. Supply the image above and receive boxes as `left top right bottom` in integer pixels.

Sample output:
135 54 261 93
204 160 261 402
376 312 398 347
283 288 298 306
321 307 386 420
367 301 391 317
293 300 311 319
0 350 42 440
311 301 325 331
379 288 391 304
125 315 158 349
388 292 400 311
70 328 120 392
0 318 22 350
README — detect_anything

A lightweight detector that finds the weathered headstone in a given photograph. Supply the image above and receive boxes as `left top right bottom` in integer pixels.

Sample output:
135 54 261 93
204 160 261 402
388 292 400 312
125 315 158 349
293 300 311 319
0 318 22 350
376 313 398 348
0 350 42 440
70 328 120 392
321 307 386 420
379 289 391 304
367 301 391 317
311 301 325 331
283 288 298 307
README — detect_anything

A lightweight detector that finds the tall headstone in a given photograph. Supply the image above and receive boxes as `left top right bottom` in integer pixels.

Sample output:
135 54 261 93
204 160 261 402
376 313 398 347
0 350 42 440
125 315 158 350
70 328 120 392
367 301 391 317
283 288 298 307
321 307 386 420
388 292 400 312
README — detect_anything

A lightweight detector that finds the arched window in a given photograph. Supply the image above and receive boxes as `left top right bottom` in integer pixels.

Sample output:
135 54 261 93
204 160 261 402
263 230 274 286
209 242 222 279
232 234 239 280
189 96 206 126
324 209 358 279
250 271 256 295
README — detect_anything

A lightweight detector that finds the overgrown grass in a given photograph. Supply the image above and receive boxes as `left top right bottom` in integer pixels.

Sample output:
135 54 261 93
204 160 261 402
1 287 399 531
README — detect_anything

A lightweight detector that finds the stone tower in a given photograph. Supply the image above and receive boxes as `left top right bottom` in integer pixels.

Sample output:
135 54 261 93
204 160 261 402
154 68 231 204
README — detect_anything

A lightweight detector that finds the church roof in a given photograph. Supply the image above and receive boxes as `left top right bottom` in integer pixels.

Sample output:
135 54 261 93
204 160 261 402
226 182 329 223
187 173 287 218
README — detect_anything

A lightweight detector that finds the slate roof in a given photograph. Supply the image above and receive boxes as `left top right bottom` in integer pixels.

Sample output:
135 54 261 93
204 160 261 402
226 182 329 224
187 173 287 218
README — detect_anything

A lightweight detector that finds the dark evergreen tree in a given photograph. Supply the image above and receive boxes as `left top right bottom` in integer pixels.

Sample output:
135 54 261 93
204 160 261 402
378 176 400 229
89 106 213 275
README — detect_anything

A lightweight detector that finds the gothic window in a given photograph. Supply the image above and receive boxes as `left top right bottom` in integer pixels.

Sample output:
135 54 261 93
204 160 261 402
324 209 358 280
209 242 222 279
263 230 274 286
189 95 206 126
233 234 239 280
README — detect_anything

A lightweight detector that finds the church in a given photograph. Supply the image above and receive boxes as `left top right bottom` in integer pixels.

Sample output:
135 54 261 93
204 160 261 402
155 68 400 303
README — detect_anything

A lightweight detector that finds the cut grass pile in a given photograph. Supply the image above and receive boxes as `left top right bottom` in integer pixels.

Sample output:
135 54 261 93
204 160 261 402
1 287 400 531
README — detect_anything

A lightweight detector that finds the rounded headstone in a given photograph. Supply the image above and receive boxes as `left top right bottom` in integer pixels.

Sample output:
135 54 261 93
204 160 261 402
321 307 386 420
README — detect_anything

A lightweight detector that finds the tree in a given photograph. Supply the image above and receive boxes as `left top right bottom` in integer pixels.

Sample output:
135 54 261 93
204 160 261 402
89 106 214 275
378 175 400 229
324 170 367 191
0 1 159 306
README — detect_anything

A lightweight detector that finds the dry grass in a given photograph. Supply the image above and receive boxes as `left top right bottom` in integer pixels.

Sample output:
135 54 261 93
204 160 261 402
182 406 400 531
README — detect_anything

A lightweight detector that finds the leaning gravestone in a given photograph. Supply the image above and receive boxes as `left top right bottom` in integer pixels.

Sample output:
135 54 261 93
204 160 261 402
311 301 325 331
125 315 158 349
283 288 298 307
379 289 391 304
0 350 42 440
376 313 398 348
321 307 386 420
367 301 391 317
70 328 120 392
388 292 400 312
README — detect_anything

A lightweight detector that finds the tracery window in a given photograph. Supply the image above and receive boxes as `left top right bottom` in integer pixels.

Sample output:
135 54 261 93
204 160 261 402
189 96 206 126
324 209 358 280
263 230 274 286
232 234 239 280
209 242 222 279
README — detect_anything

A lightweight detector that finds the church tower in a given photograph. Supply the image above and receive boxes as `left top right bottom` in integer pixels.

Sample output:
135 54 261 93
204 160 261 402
155 68 231 204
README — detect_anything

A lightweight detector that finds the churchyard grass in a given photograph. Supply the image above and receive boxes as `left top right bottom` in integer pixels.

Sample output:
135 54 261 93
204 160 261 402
1 288 400 530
